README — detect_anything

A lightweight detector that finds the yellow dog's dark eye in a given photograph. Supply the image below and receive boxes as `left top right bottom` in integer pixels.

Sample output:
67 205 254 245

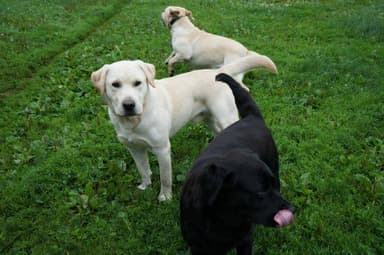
134 81 142 87
112 81 121 88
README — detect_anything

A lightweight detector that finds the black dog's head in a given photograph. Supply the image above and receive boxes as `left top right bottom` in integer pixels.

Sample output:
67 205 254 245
187 149 294 228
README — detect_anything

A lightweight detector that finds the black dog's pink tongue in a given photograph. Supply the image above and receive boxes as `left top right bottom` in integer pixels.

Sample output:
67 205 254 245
274 209 293 227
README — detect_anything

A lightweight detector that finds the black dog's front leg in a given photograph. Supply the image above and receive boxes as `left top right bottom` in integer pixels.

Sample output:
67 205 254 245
236 234 253 255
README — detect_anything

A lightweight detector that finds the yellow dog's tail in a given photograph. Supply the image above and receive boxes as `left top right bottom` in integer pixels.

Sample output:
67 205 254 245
218 51 277 77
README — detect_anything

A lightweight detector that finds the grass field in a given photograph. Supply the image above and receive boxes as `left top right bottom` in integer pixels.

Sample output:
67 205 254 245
0 0 383 254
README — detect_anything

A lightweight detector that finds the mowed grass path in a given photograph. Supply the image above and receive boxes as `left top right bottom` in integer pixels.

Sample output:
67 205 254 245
1 0 383 254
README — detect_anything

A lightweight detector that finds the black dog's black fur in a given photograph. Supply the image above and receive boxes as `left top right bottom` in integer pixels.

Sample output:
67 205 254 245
180 73 294 255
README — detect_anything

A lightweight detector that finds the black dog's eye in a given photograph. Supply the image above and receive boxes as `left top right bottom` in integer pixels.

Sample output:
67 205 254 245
112 81 121 88
134 80 142 87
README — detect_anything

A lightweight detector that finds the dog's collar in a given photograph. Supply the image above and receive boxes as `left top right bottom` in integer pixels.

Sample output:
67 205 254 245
169 16 188 29
169 17 181 29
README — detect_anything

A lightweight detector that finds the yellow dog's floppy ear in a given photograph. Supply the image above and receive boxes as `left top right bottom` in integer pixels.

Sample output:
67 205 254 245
136 60 156 87
186 9 194 20
91 65 109 95
170 9 181 17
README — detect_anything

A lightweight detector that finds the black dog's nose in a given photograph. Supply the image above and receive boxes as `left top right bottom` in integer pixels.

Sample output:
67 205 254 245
122 99 135 112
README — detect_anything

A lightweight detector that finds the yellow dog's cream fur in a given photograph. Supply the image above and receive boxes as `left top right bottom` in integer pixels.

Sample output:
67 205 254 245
161 6 277 80
91 54 272 201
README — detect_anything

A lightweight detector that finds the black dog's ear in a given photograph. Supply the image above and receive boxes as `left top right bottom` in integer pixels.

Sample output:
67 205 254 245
201 163 233 206
257 158 280 191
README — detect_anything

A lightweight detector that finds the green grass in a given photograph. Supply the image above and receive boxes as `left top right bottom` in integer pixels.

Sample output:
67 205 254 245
0 0 383 254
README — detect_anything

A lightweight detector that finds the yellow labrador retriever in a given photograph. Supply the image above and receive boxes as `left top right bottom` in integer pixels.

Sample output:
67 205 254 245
161 6 277 80
91 54 276 201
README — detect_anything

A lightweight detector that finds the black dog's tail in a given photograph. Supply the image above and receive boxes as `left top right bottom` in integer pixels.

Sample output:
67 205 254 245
215 73 264 120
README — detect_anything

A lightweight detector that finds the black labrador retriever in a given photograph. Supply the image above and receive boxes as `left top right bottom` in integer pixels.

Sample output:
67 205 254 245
180 73 294 255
